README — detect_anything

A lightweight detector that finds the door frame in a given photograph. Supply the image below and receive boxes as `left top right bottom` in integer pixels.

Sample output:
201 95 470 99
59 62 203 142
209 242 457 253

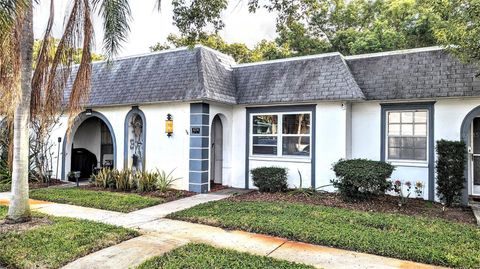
210 114 223 186
470 118 480 196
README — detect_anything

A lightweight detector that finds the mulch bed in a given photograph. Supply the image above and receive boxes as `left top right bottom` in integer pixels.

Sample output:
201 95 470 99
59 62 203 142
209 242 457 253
81 185 194 202
229 191 477 225
0 217 53 233
29 179 66 190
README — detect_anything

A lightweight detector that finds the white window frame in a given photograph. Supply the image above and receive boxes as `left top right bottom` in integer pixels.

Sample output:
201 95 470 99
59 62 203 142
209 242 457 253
250 111 312 159
385 109 429 164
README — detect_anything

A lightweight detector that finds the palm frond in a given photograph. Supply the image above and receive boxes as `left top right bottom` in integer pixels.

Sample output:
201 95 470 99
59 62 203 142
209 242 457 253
92 0 132 59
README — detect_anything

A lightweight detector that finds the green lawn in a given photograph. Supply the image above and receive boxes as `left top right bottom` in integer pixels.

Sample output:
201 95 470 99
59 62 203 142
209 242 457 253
0 206 138 268
137 243 314 269
169 201 480 268
30 187 164 212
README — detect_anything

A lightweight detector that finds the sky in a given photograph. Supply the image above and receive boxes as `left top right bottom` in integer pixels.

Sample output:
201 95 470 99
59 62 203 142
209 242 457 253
33 0 277 57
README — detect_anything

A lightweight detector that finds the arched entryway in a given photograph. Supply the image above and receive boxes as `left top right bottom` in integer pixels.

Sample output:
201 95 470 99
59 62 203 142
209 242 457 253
124 107 146 172
460 105 480 203
210 114 224 189
62 111 116 180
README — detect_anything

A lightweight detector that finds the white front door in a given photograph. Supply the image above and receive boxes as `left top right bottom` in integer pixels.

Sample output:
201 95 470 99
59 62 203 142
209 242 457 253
471 118 480 195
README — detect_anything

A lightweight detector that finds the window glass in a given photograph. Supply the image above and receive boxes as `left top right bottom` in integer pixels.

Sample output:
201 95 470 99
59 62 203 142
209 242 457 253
253 115 277 134
387 110 428 161
282 137 310 156
282 114 310 134
252 136 277 155
251 113 311 158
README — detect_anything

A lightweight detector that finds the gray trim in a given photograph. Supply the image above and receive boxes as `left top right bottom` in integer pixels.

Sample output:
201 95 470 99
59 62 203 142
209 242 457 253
245 105 317 189
190 103 210 113
380 102 435 201
189 183 209 193
190 137 209 148
189 103 210 193
460 105 480 205
123 106 147 171
190 114 209 125
61 110 117 180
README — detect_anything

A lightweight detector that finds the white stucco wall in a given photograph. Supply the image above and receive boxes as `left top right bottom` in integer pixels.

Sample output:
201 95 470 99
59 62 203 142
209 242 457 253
44 97 480 196
229 102 349 191
352 98 480 200
208 103 234 189
72 118 101 163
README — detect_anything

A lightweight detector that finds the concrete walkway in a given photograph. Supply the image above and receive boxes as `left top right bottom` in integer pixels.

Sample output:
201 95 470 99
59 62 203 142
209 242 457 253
0 190 446 269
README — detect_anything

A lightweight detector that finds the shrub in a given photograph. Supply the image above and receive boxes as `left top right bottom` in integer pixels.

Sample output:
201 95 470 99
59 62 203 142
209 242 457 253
92 168 116 188
436 140 467 207
156 169 181 193
138 171 157 192
116 169 133 191
332 159 394 200
251 167 288 193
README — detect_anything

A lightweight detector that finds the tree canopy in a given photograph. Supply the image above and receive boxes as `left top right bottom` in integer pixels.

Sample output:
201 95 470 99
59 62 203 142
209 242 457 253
154 0 479 68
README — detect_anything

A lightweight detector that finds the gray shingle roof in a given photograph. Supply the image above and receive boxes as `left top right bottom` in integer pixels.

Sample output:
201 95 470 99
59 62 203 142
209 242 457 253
346 47 480 100
234 53 365 104
64 45 480 107
64 46 237 107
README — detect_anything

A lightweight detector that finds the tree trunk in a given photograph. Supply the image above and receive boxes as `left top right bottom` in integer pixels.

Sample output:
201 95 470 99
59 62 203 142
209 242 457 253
7 2 33 223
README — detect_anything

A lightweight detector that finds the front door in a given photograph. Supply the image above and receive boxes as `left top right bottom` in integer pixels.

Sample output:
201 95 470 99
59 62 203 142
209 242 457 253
211 115 223 185
471 118 480 195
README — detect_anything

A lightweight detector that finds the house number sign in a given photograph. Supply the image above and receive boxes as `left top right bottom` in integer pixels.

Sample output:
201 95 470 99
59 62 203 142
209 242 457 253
191 127 201 134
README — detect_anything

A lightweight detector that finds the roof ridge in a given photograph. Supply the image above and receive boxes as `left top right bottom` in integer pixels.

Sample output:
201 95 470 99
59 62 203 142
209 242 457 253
344 46 443 60
338 56 365 100
233 52 342 68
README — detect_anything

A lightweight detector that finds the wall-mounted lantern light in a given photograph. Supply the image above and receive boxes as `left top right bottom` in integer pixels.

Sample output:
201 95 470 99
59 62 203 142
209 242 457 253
165 114 173 137
85 108 93 116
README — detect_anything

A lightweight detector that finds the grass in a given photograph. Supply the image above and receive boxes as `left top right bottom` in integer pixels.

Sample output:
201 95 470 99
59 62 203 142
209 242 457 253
30 187 164 212
137 243 314 269
169 201 480 268
0 206 138 268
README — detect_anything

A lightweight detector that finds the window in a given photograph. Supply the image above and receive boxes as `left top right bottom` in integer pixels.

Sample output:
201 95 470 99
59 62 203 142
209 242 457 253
251 113 311 157
386 110 428 161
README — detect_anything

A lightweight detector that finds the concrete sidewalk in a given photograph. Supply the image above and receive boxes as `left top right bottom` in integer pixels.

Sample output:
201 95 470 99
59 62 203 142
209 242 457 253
1 190 446 269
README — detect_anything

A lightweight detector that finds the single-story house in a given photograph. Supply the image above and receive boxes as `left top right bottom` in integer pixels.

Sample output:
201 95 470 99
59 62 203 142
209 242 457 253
40 45 480 204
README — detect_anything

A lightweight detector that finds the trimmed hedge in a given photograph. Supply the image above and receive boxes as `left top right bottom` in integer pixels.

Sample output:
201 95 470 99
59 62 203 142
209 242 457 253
436 140 467 206
332 159 394 200
251 167 288 193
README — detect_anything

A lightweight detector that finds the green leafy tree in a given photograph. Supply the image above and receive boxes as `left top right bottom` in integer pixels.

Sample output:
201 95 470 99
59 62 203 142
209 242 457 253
0 0 140 223
33 39 105 65
150 34 291 63
428 0 480 71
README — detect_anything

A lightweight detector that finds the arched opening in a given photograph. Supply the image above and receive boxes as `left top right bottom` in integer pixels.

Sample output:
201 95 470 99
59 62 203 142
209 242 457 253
210 114 224 190
461 105 480 202
124 107 146 172
62 111 116 181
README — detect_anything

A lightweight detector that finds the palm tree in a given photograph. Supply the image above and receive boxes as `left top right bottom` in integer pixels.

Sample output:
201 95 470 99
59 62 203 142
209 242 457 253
0 0 161 223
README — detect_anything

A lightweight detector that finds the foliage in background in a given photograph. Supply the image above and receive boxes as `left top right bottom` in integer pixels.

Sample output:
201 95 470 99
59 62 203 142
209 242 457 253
435 140 467 206
160 0 480 71
251 167 288 193
33 38 105 66
150 34 291 63
428 0 480 74
332 159 394 200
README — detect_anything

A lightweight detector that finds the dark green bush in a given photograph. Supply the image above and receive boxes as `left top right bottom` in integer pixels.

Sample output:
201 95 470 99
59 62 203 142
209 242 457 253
332 159 394 200
436 140 467 207
251 167 288 193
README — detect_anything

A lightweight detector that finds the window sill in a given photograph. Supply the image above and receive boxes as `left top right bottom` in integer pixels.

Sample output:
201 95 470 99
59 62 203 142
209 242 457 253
249 156 311 163
387 160 429 168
